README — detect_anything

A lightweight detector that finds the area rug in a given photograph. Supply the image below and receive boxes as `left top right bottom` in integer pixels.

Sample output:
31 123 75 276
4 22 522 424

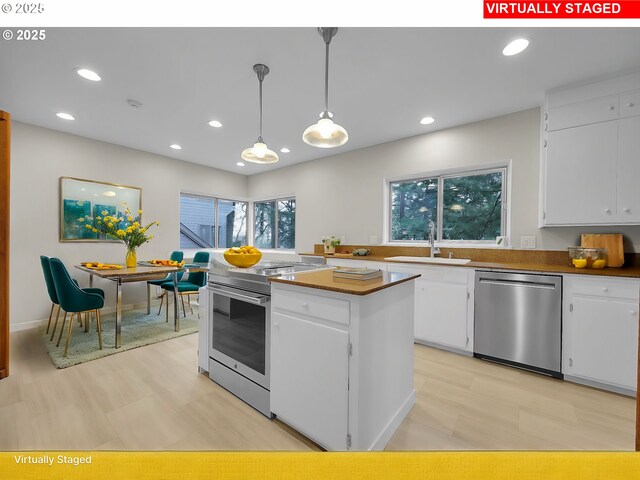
40 306 199 368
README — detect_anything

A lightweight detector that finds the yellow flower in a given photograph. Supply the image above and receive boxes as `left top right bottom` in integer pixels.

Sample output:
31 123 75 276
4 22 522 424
133 224 139 231
101 210 108 216
133 221 139 227
138 210 142 215
116 229 126 237
127 216 133 222
96 216 102 221
140 228 146 233
78 217 84 222
126 227 133 234
92 228 98 233
85 224 92 229
108 223 114 228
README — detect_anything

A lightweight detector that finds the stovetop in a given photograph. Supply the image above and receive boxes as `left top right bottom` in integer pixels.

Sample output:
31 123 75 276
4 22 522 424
209 260 328 293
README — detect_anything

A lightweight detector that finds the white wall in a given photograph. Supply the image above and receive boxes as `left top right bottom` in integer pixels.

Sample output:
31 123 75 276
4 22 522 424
10 122 248 330
248 107 640 253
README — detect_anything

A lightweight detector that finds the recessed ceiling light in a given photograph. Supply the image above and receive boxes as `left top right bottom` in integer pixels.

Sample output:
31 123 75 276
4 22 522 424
420 116 435 125
236 162 245 167
209 120 223 128
75 68 101 82
502 38 530 56
56 112 75 120
280 148 290 153
170 144 182 150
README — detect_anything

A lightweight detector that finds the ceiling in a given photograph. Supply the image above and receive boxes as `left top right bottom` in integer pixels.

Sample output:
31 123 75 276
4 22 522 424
1 28 640 175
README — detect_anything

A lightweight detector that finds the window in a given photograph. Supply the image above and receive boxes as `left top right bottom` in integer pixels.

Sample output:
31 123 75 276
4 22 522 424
254 197 296 250
180 193 247 249
390 167 506 243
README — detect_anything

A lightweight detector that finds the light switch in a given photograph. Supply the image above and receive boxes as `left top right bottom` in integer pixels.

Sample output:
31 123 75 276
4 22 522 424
369 235 378 245
520 236 536 249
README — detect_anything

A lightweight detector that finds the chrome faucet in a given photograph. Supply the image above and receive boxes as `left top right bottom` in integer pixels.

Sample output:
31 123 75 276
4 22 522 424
428 221 441 258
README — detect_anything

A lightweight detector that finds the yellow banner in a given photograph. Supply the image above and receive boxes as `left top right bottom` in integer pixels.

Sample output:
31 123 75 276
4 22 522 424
2 452 640 480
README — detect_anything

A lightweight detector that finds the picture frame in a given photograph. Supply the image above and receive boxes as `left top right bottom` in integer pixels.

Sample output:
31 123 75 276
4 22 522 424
59 176 142 242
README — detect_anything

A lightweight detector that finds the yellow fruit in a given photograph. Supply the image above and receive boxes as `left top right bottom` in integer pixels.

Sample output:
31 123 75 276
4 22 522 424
591 259 606 269
572 259 587 268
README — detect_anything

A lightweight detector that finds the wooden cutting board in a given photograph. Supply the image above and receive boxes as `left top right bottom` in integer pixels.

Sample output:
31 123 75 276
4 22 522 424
580 234 624 267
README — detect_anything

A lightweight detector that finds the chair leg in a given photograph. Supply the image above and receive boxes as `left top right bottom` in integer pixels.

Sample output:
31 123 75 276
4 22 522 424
63 313 75 357
157 291 165 316
77 313 83 328
50 307 62 341
166 292 169 323
56 311 68 346
146 283 151 315
45 304 55 334
96 309 103 350
188 293 194 315
181 293 187 318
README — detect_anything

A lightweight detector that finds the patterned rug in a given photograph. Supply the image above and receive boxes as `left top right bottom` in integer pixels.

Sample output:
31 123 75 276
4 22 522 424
40 305 199 368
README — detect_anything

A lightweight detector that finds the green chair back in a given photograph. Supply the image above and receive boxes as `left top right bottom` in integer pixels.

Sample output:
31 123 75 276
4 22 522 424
49 258 104 313
40 256 59 305
186 251 210 287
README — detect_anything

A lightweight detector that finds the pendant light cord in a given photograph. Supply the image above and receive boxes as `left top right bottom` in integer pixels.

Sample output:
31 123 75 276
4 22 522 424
324 41 330 114
258 76 263 141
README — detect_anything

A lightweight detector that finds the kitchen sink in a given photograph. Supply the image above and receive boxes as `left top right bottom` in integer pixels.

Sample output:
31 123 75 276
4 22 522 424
384 256 472 265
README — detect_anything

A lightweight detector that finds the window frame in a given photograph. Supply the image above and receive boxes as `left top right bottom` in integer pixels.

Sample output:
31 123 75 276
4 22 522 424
179 191 248 249
385 162 510 246
253 196 296 251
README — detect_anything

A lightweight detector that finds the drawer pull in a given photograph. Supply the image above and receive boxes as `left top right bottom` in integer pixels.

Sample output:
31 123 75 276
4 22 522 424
602 287 609 292
624 208 630 213
608 105 615 111
628 102 635 108
604 208 611 214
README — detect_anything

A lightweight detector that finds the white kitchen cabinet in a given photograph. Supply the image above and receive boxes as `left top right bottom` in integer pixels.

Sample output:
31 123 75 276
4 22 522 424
563 275 639 395
541 73 640 226
270 278 415 451
617 116 640 223
385 263 474 354
271 311 349 451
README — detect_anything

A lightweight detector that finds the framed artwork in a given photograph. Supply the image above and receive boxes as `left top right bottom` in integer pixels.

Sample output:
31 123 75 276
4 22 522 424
59 177 142 242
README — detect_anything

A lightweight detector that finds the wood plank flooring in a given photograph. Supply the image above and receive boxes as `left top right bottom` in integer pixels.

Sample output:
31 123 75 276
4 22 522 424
0 328 635 451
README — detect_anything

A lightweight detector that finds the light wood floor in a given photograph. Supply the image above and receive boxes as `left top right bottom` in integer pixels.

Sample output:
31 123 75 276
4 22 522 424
0 328 635 450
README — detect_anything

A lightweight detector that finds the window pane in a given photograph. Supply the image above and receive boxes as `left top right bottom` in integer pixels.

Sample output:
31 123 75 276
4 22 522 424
277 199 296 249
442 172 503 241
390 178 438 241
217 200 247 248
180 194 215 249
254 201 276 249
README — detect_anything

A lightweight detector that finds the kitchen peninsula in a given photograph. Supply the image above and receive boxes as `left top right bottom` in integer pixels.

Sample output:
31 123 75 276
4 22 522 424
269 269 420 451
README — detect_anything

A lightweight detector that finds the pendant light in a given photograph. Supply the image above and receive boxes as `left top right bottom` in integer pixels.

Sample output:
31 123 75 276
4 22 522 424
302 27 349 148
241 64 279 164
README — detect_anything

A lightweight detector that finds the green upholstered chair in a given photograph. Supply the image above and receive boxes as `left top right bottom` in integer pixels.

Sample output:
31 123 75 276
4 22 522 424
159 251 210 320
49 258 105 357
146 250 184 314
40 255 104 341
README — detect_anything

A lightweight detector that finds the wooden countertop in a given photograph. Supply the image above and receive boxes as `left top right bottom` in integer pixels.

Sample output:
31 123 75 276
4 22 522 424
298 252 640 278
269 269 420 296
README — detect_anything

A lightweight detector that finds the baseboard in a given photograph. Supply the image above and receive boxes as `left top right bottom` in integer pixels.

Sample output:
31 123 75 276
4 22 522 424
563 374 636 397
415 339 473 357
368 389 416 451
10 299 170 333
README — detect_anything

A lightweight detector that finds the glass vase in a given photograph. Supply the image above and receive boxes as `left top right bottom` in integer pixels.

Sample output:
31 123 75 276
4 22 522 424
125 248 137 268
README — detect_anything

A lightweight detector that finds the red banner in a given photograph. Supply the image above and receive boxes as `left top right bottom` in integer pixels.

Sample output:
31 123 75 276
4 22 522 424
484 1 640 18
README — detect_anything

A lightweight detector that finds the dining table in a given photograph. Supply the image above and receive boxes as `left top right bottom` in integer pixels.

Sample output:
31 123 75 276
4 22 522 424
74 262 209 348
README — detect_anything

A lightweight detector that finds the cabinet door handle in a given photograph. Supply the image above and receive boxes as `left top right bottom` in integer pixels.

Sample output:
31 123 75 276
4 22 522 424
301 302 309 309
624 208 630 213
608 105 615 111
631 311 637 316
628 102 635 108
602 287 609 292
604 208 611 214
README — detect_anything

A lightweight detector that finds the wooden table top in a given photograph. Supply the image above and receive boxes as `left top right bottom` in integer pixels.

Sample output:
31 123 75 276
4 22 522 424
269 268 420 296
74 262 209 279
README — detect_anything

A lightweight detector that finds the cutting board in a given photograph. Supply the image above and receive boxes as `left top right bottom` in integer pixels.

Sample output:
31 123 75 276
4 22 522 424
580 234 624 267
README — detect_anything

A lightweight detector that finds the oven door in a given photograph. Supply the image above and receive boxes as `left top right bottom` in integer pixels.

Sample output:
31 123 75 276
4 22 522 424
208 283 271 389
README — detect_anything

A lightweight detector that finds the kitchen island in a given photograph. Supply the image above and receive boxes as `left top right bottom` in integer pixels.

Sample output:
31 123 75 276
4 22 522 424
269 269 420 451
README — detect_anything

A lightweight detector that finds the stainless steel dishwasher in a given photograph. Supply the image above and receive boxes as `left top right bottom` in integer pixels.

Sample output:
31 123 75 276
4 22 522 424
474 271 562 378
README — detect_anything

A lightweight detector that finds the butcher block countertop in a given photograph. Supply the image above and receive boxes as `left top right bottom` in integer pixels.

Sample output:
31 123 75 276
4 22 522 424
269 268 420 295
299 247 640 278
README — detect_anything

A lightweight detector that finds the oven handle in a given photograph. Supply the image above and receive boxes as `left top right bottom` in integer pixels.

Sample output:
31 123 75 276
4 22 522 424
211 286 269 306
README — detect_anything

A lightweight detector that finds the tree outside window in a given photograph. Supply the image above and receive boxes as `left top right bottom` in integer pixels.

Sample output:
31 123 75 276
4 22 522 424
254 197 296 250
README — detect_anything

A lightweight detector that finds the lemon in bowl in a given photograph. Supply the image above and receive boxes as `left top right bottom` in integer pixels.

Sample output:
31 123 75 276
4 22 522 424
223 246 263 268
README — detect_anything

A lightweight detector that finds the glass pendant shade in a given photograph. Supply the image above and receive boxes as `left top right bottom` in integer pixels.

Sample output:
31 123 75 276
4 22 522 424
303 117 348 148
241 141 279 164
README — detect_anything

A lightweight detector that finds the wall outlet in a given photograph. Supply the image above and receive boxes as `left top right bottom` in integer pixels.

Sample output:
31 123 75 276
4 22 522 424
369 235 378 245
520 236 536 249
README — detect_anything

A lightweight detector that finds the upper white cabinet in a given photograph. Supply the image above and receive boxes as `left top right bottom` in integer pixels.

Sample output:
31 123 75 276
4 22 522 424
541 72 640 226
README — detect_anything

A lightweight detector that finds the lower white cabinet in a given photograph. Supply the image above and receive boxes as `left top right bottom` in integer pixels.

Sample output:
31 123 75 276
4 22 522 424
270 279 416 451
385 264 474 354
563 275 639 395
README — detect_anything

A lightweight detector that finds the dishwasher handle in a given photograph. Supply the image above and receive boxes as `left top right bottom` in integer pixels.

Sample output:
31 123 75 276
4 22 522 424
477 278 558 290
